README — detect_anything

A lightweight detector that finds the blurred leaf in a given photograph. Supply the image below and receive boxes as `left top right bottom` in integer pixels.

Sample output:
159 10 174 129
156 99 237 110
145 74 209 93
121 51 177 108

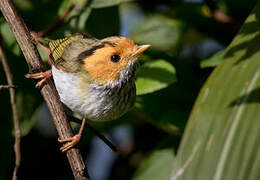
85 6 120 38
13 0 33 11
37 46 49 63
133 148 175 180
0 22 21 56
17 92 40 136
17 0 63 31
159 108 187 133
218 0 258 22
131 15 184 56
91 0 133 8
172 3 260 180
73 0 89 7
135 55 207 133
136 59 177 95
65 0 132 31
172 2 236 45
182 28 206 46
133 107 186 135
77 7 92 30
58 0 74 15
200 49 226 68
66 3 92 31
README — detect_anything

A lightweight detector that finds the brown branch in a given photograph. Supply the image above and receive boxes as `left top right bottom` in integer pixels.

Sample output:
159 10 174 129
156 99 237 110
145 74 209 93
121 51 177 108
0 41 21 180
0 0 89 179
0 85 17 90
37 4 75 38
69 116 118 152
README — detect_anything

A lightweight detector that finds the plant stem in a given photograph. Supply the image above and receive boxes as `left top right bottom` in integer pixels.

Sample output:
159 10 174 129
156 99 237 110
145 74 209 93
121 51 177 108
0 41 21 180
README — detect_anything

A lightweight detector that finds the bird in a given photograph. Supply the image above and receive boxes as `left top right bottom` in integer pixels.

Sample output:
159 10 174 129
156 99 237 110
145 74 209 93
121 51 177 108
26 33 150 152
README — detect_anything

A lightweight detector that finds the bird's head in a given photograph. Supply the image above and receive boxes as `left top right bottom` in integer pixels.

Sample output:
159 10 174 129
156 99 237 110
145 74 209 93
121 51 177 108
81 37 150 84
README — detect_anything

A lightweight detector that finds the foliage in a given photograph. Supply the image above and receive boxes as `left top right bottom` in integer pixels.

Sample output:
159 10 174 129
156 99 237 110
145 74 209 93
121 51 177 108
0 0 259 179
133 148 175 180
136 59 176 95
200 49 226 68
172 2 260 179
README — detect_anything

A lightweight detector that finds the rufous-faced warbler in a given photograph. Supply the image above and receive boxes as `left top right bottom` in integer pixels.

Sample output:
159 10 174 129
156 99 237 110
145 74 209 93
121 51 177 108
26 34 150 152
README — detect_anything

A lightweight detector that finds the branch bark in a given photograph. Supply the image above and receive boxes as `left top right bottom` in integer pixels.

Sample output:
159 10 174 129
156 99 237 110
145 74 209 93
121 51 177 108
0 85 17 90
0 41 21 180
0 0 89 179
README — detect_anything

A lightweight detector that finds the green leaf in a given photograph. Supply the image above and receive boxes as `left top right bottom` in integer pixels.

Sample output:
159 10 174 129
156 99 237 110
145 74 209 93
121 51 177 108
58 0 92 32
13 0 33 11
58 0 73 15
77 7 92 30
133 148 175 180
90 0 133 8
37 45 49 63
200 49 227 68
0 22 21 56
136 59 177 95
172 2 260 180
131 15 184 56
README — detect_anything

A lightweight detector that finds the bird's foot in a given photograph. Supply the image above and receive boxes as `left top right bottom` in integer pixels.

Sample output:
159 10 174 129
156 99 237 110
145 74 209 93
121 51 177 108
58 118 86 152
58 134 81 152
25 69 52 88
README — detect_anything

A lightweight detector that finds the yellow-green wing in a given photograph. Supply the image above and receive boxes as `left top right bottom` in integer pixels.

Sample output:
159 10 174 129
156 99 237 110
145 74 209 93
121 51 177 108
49 35 80 61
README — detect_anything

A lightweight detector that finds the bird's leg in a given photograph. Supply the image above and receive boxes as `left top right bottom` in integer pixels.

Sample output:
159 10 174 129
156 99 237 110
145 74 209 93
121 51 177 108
25 69 52 88
58 118 86 152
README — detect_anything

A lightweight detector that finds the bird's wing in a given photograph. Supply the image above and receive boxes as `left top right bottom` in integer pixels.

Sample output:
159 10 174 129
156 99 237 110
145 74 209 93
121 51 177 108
49 34 99 73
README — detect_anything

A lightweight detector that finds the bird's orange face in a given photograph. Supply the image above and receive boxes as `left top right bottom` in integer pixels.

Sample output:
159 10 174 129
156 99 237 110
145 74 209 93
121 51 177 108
83 37 150 84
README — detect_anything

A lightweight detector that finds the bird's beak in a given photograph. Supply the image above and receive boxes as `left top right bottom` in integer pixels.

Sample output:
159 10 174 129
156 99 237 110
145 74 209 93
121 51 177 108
133 44 151 57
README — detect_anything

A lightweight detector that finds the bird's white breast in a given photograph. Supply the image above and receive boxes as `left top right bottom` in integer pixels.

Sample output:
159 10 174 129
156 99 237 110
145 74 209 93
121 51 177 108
52 65 135 121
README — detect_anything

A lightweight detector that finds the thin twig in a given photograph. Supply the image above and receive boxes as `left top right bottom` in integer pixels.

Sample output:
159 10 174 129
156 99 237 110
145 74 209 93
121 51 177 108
37 4 75 38
69 116 117 152
0 85 17 90
0 0 89 179
0 41 21 180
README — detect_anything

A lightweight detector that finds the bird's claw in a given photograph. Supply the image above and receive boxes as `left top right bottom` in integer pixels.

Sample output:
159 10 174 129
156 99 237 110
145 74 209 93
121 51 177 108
58 134 81 152
25 70 52 88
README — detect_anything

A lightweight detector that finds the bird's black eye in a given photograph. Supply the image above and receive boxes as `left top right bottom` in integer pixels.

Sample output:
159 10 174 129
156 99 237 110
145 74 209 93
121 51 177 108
110 54 120 63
